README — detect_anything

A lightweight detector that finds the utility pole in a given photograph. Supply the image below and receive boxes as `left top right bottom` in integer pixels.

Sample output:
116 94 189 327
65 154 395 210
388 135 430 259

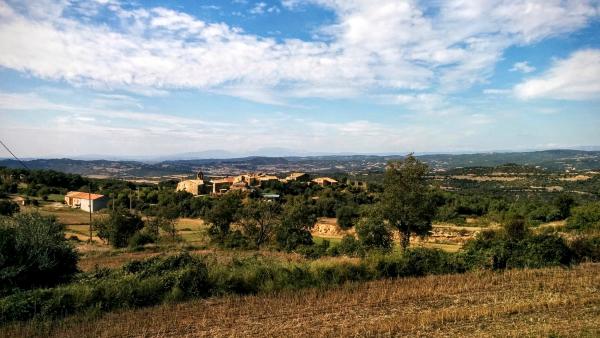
88 183 92 243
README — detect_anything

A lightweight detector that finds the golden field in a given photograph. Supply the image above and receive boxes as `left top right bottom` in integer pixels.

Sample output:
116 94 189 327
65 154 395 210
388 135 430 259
3 263 599 338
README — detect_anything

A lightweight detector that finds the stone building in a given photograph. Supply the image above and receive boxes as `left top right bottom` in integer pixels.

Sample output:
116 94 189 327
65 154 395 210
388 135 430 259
285 172 309 182
176 171 207 196
312 177 338 186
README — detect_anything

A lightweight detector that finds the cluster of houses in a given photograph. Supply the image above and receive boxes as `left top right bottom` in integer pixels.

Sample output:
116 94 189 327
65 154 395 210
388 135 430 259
61 171 340 212
176 171 339 196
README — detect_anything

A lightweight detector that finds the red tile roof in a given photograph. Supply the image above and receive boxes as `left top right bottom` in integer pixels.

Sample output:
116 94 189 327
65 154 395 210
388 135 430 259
66 191 106 200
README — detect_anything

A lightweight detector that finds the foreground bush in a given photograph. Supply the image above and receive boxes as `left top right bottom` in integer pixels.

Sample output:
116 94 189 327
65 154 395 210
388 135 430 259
570 236 600 262
0 200 19 216
0 248 459 322
372 248 466 278
462 230 573 269
1 229 592 324
0 213 78 295
0 253 209 322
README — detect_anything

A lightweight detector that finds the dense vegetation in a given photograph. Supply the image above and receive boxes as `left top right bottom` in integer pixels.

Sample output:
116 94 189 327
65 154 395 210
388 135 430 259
0 214 78 296
1 154 599 324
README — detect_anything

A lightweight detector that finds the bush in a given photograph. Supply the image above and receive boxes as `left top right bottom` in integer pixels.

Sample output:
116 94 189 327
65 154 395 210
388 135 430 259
0 253 210 322
128 232 156 248
503 216 528 240
567 202 600 231
298 240 330 259
569 236 600 262
462 230 573 270
372 248 464 278
221 230 250 249
0 213 78 295
356 217 392 251
0 200 19 216
336 205 357 229
94 209 144 248
337 235 363 257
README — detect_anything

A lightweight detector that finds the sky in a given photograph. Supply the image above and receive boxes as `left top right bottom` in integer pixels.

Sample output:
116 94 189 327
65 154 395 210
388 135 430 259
0 0 599 158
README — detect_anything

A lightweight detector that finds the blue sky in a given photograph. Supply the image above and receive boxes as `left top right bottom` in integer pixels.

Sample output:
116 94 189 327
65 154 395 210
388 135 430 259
0 0 599 158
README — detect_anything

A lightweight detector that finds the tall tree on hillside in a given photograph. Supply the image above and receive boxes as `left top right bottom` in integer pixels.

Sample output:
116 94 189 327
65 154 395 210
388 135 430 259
204 192 243 243
240 200 281 248
381 154 435 250
276 197 317 251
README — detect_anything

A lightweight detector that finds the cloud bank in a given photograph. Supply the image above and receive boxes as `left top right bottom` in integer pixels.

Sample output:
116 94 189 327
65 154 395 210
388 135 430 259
0 0 597 102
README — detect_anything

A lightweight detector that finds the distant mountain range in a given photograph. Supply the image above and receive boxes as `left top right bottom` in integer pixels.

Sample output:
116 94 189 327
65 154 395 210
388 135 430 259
1 149 599 178
26 146 600 162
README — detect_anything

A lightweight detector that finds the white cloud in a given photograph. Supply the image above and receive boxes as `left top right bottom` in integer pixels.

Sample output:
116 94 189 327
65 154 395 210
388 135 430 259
514 49 600 100
483 88 511 95
510 61 536 73
250 2 280 15
0 0 597 104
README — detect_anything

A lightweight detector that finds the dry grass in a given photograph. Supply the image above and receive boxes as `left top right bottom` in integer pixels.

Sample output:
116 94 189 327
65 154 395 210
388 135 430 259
22 203 94 225
3 264 598 338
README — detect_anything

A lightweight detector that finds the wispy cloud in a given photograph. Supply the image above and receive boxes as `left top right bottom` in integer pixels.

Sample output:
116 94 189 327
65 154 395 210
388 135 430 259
510 61 536 73
514 49 600 100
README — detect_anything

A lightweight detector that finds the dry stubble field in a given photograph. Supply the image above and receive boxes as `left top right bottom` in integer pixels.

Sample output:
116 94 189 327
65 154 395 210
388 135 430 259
3 263 599 338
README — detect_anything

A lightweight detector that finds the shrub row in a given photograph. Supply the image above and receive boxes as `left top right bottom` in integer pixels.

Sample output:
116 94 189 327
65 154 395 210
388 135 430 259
2 231 596 324
0 250 463 322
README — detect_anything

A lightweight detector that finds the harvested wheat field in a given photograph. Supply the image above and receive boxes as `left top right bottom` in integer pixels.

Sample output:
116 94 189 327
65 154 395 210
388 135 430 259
4 263 599 338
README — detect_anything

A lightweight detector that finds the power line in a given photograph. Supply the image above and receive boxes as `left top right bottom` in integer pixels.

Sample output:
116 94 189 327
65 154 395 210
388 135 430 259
0 139 30 170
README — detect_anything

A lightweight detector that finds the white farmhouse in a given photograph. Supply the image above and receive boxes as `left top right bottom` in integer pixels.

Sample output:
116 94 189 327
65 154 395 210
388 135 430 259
65 191 108 212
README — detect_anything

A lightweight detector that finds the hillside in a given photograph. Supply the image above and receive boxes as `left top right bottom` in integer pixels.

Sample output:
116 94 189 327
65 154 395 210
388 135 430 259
4 263 598 337
1 150 599 178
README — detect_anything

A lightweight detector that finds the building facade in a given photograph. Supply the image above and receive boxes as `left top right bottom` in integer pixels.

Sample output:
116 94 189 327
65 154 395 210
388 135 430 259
65 191 108 212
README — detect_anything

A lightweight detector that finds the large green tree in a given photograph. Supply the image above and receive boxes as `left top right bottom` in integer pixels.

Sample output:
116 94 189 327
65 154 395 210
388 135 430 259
94 208 144 248
240 200 281 248
276 198 316 251
0 213 78 292
204 192 243 242
380 154 435 250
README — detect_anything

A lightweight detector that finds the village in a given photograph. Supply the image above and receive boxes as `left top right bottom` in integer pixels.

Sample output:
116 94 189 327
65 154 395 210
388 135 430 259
61 171 342 213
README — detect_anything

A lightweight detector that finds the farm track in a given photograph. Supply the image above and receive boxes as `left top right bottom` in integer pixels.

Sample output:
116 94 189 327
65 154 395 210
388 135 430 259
3 263 599 338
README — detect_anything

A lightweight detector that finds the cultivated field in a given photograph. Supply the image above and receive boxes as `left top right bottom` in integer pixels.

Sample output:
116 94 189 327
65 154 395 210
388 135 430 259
4 263 598 337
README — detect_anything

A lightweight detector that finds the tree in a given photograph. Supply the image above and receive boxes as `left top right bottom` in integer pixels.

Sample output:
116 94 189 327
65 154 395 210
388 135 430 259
0 213 78 292
503 216 528 240
240 200 281 248
380 154 435 250
0 200 19 216
157 206 179 241
554 194 575 220
94 208 144 248
145 216 177 241
204 192 243 243
276 198 316 251
336 205 357 229
355 208 392 251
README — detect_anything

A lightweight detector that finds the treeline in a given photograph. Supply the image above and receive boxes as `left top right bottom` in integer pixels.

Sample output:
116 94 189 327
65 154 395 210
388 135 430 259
433 192 580 226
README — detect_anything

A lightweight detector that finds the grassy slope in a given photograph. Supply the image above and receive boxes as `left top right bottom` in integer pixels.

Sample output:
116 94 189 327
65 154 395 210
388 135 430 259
4 263 599 337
